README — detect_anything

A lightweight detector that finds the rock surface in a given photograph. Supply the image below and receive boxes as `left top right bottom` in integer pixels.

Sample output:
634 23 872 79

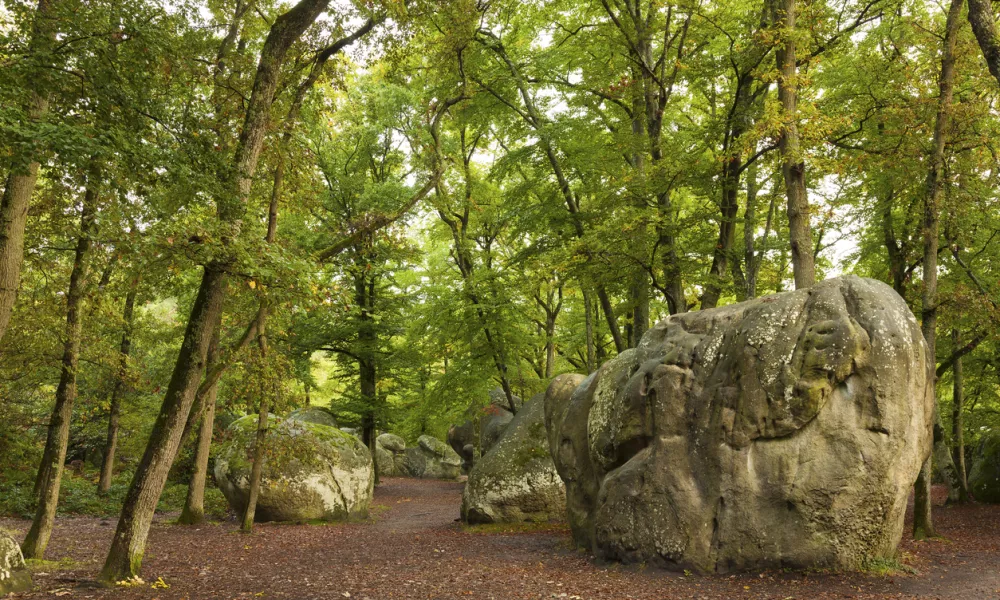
462 393 566 523
401 435 462 480
288 406 338 428
969 430 1000 503
214 414 373 522
546 276 933 572
0 530 31 595
375 433 407 477
448 389 521 472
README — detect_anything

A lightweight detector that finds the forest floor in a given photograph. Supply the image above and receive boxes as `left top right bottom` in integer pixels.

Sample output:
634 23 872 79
2 479 998 600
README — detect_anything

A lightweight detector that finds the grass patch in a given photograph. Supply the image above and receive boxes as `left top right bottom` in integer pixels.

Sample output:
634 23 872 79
859 555 916 576
25 557 83 572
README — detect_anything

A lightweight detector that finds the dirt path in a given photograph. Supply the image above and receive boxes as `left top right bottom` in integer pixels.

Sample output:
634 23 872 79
3 479 998 599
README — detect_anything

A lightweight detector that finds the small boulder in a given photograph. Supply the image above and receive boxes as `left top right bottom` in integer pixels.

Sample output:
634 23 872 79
462 393 566 524
0 531 31 595
288 406 338 428
448 388 521 472
377 433 406 452
401 435 462 480
969 430 1000 503
214 414 373 522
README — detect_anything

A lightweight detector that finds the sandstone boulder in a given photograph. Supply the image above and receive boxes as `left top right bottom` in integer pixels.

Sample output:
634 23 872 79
969 430 1000 503
214 414 373 522
0 530 31 595
288 406 338 428
462 393 566 523
375 433 407 477
546 276 933 572
401 435 462 480
448 389 521 472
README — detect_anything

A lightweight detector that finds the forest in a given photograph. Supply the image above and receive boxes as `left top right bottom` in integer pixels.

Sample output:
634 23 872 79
1 0 1000 597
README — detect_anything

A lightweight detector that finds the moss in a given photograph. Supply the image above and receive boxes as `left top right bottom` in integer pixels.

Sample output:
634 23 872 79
461 521 568 535
25 557 81 572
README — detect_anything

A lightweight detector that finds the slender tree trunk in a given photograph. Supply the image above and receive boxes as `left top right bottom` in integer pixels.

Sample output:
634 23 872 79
241 318 270 533
0 0 61 344
99 0 329 581
951 329 970 500
774 0 816 289
914 0 962 541
98 280 138 494
177 330 221 525
22 163 99 559
702 153 742 310
583 287 596 372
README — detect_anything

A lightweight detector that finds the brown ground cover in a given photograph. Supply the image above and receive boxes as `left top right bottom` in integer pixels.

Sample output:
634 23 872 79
3 480 997 599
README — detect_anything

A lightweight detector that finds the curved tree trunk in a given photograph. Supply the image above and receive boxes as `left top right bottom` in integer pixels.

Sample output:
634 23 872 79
99 0 331 582
952 329 969 499
22 162 99 559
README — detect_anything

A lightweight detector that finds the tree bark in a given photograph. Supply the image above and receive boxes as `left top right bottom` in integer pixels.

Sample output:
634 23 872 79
583 286 596 372
774 0 816 289
99 0 330 582
177 330 221 525
968 0 1000 86
98 279 139 495
0 0 62 344
952 329 969 499
914 0 962 541
240 315 270 533
22 162 99 559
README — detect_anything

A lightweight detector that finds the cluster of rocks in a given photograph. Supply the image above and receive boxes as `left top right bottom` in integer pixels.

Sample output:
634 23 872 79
545 276 933 572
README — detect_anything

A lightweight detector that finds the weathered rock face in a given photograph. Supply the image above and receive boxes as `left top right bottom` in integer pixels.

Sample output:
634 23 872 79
0 530 31 595
969 430 1000 503
375 433 406 477
448 389 521 472
214 415 374 522
546 276 933 572
288 406 338 428
401 435 462 480
462 393 566 524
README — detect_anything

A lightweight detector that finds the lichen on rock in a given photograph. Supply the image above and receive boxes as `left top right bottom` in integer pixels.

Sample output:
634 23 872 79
400 435 462 480
0 530 31 595
545 276 933 572
462 393 566 524
214 414 374 522
969 429 1000 503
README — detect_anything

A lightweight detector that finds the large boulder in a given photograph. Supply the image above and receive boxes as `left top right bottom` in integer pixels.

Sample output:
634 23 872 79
214 414 373 522
546 276 933 572
448 389 521 472
288 406 338 428
401 435 462 480
375 433 406 477
969 430 1000 503
462 393 566 524
0 531 31 595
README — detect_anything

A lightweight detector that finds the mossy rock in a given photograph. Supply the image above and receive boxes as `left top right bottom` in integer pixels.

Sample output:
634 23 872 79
401 435 462 480
377 433 405 453
970 430 1000 503
0 530 31 595
288 406 339 428
462 393 566 524
214 415 373 522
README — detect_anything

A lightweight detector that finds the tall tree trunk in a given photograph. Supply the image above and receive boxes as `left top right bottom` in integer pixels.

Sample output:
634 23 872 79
701 152 742 310
98 279 138 494
774 0 816 289
914 0 962 541
22 163 99 559
952 329 969 498
177 330 221 525
583 286 596 372
99 0 330 581
0 0 62 344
